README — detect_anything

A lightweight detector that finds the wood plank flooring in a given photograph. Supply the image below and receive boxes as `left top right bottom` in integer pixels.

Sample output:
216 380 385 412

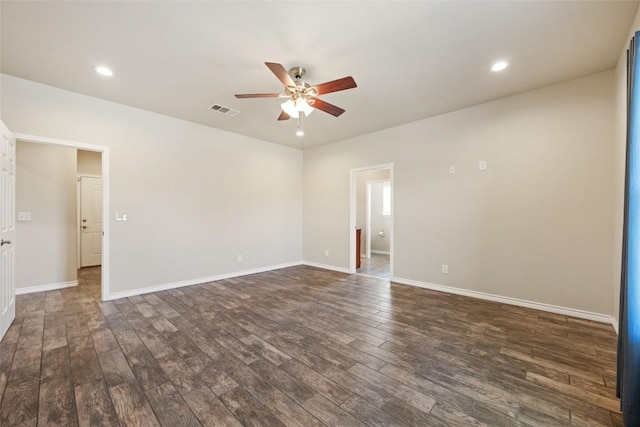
0 265 621 426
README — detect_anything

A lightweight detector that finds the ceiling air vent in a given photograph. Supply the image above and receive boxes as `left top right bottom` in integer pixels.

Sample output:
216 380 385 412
209 104 239 116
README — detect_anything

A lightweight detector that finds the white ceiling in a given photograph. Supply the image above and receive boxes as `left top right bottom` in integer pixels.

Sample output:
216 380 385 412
1 1 637 149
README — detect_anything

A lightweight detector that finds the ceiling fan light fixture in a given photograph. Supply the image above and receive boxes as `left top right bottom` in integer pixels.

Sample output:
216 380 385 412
281 98 314 117
297 98 314 117
281 99 298 117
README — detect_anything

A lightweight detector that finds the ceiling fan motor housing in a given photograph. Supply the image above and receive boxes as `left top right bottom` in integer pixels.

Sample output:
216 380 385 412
289 67 306 81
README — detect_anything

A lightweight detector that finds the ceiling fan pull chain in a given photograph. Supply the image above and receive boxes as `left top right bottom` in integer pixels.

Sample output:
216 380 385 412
296 112 304 137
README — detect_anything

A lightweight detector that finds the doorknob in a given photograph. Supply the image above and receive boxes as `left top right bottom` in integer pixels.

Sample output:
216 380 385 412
82 225 87 229
1 239 11 246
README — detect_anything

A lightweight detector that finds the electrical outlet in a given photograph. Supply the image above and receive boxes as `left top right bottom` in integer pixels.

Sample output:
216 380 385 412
325 250 330 257
237 254 243 262
479 160 487 171
442 264 449 274
449 166 456 174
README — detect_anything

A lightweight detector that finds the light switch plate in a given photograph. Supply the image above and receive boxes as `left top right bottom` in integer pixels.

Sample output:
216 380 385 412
479 160 487 171
115 211 129 222
17 211 31 222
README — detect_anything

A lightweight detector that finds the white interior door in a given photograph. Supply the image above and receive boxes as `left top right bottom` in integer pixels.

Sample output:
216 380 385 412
80 176 102 267
0 121 16 340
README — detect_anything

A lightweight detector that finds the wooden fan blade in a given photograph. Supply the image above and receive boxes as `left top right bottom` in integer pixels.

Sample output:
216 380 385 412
277 111 290 121
311 76 357 95
265 62 295 87
235 93 280 98
310 98 345 117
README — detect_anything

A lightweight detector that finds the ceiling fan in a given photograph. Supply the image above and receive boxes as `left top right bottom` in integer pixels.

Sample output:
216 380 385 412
235 62 357 136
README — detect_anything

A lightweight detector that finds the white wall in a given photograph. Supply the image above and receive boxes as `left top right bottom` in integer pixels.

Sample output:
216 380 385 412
77 149 102 175
613 9 640 326
2 74 303 296
16 141 77 289
304 71 615 315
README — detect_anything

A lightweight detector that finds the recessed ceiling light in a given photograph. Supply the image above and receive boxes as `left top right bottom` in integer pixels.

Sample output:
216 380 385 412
296 129 304 137
491 61 509 72
95 66 113 77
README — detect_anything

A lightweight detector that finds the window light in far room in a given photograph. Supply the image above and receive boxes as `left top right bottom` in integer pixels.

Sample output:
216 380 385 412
382 182 391 215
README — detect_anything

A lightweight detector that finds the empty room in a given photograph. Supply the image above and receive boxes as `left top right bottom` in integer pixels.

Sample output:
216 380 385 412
1 1 640 426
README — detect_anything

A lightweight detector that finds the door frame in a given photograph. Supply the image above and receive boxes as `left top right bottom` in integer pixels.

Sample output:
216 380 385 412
77 173 103 269
14 133 110 301
349 163 394 276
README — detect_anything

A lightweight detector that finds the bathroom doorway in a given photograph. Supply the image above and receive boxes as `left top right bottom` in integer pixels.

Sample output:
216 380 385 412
350 164 393 279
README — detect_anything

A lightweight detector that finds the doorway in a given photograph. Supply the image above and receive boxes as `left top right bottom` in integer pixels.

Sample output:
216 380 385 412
14 133 110 301
77 148 104 279
76 149 104 300
361 180 391 278
350 164 393 279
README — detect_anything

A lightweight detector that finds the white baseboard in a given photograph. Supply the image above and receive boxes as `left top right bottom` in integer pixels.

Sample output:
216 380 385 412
302 261 351 274
100 259 617 332
106 261 303 300
391 276 615 326
371 250 390 255
16 280 79 295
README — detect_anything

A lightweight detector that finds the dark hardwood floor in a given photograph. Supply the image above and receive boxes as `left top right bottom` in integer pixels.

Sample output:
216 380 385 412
0 265 621 426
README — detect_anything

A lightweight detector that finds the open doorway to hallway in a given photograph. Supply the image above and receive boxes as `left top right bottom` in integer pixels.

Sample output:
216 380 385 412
350 164 393 279
77 149 103 296
14 137 108 300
